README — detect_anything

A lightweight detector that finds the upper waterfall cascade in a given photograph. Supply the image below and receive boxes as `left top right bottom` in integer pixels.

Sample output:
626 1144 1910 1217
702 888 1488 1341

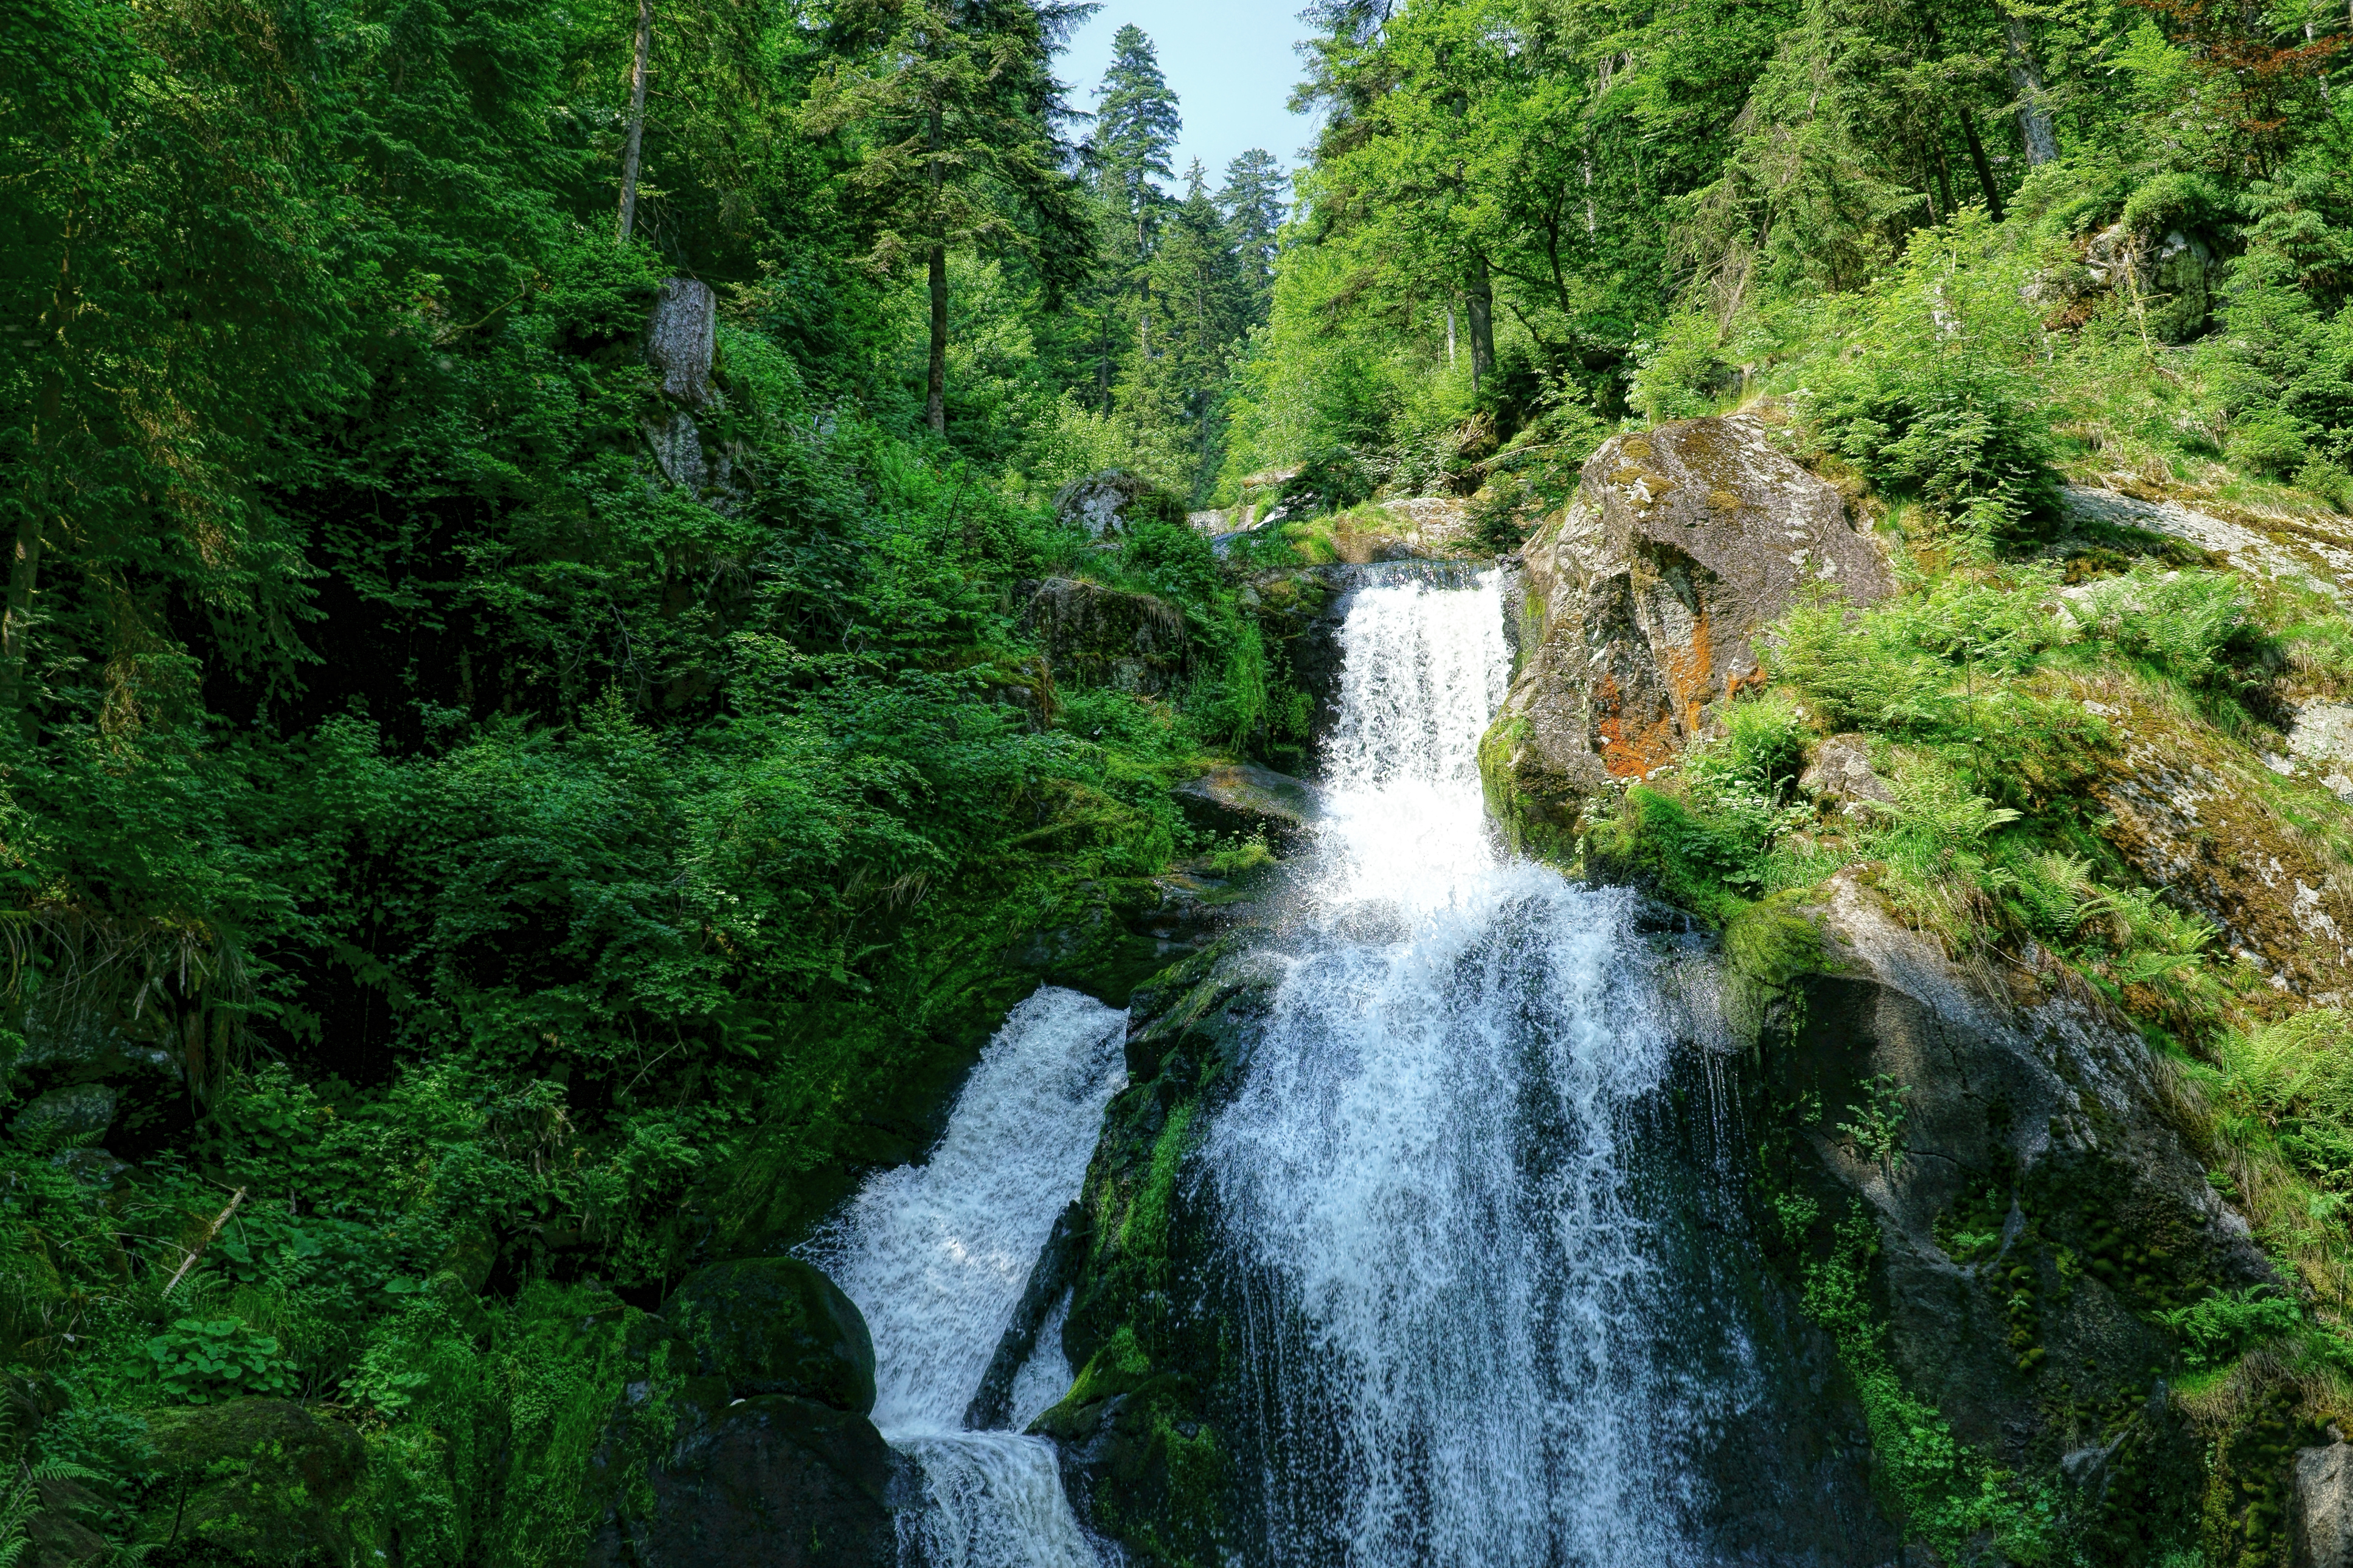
1207 567 1731 1566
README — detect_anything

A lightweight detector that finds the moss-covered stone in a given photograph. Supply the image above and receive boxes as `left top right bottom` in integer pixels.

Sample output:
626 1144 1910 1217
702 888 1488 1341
585 1396 904 1568
141 1399 364 1564
662 1258 875 1413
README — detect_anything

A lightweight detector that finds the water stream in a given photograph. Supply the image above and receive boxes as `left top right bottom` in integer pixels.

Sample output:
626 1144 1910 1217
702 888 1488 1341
809 566 1766 1566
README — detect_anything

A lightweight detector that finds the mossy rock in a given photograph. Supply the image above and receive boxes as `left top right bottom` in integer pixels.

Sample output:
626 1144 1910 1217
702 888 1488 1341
663 1258 876 1413
586 1395 903 1568
140 1399 364 1564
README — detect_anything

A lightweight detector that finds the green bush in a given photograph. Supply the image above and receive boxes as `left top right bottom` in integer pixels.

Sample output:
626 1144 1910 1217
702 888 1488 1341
1792 215 2060 545
2073 564 2261 689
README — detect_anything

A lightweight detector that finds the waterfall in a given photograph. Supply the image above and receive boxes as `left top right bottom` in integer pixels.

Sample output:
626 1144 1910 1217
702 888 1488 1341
1205 567 1726 1566
804 986 1126 1568
806 566 1766 1568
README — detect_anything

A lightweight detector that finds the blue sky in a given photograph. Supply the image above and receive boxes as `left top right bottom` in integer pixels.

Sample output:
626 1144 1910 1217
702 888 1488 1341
1056 2 1318 196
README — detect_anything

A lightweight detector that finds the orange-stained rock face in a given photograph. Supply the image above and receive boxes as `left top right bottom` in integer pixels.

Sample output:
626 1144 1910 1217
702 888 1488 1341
1483 413 1891 849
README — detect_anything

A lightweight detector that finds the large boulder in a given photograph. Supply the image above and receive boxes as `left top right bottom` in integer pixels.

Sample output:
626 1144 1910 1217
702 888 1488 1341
1017 577 1191 697
1055 470 1185 539
664 1257 876 1413
1481 414 1890 853
140 1399 366 1563
584 1395 910 1568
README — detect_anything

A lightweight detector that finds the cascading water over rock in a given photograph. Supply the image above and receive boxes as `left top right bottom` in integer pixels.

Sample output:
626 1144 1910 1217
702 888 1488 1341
1204 568 1746 1566
804 987 1127 1568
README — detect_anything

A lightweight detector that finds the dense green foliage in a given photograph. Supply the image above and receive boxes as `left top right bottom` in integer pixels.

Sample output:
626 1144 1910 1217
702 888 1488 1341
0 0 1297 1555
5 0 2353 1558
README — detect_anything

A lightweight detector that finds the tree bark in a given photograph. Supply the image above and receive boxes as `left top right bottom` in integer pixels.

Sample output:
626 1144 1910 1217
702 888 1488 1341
1466 256 1495 393
2001 10 2060 166
1956 106 2005 224
927 242 948 436
925 104 946 436
617 0 653 240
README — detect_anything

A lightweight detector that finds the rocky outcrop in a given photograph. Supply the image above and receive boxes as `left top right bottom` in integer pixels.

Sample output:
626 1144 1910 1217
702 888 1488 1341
1017 578 1191 697
1797 734 1892 813
1482 414 1890 852
664 1257 877 1412
1171 764 1319 851
2078 683 2353 1004
1055 471 1185 539
2296 1440 2353 1568
2063 484 2353 604
644 278 718 407
1770 875 2265 1448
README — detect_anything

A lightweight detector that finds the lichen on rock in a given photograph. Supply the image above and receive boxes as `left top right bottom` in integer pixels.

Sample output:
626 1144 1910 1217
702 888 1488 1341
1481 413 1890 852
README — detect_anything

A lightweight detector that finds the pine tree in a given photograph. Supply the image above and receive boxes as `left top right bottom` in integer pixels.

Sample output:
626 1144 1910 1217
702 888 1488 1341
804 0 1091 435
1218 148 1287 323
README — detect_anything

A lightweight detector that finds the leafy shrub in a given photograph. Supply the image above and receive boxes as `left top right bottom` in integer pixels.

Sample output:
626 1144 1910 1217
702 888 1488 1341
1793 216 2060 545
2225 406 2314 477
1277 447 1377 517
144 1318 301 1404
2158 1286 2305 1370
1629 309 1728 424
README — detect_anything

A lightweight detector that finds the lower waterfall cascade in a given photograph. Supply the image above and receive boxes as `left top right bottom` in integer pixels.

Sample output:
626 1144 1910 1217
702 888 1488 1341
811 565 1767 1566
805 986 1128 1568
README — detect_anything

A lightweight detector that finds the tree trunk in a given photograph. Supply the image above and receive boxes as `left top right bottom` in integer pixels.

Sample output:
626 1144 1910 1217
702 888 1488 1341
616 0 654 240
1932 120 1957 224
1447 303 1457 368
2001 10 2060 166
0 513 44 718
927 242 948 437
1956 106 2005 224
2 365 59 721
1466 257 1495 393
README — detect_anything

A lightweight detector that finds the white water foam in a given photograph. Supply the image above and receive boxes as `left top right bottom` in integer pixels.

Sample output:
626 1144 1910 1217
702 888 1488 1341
805 986 1125 1568
1206 568 1710 1566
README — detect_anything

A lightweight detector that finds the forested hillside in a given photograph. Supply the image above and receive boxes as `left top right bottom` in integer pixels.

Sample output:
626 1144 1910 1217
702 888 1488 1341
2 0 2352 1559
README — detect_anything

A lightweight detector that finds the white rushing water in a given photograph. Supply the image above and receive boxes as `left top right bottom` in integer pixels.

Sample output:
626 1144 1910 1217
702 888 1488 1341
807 565 1730 1568
805 986 1126 1568
1206 567 1710 1566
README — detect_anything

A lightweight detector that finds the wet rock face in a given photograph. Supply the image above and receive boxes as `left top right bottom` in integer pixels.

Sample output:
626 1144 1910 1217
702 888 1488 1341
664 1257 878 1412
1483 415 1890 851
1016 577 1191 697
584 1396 913 1568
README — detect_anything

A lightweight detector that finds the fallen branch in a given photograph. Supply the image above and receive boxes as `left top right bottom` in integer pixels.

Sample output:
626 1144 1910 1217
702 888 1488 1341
161 1189 244 1300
